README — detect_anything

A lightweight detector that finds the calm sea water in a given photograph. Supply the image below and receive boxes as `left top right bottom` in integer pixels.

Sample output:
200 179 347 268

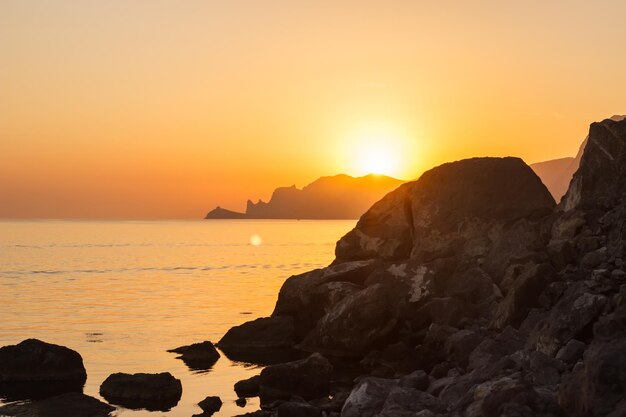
0 220 355 416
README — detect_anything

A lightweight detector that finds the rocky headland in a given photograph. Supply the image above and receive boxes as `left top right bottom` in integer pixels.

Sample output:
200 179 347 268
205 174 403 220
218 116 626 416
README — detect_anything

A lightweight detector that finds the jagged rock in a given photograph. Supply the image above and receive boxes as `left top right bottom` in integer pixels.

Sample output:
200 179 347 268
528 284 607 355
217 316 296 363
0 339 87 383
277 401 322 417
167 340 220 370
300 284 399 356
340 377 398 417
376 386 444 416
235 375 261 398
99 372 182 411
443 329 482 367
0 392 114 417
491 263 555 329
198 396 222 415
259 353 332 402
560 338 626 416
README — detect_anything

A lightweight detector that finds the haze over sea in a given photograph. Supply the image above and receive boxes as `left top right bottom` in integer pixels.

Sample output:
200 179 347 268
0 220 355 416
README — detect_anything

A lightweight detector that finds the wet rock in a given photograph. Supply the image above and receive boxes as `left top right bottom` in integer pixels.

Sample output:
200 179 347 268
277 401 322 417
217 316 296 364
99 372 182 411
235 375 261 398
259 353 332 403
198 396 222 415
0 339 87 383
167 340 220 370
0 392 114 417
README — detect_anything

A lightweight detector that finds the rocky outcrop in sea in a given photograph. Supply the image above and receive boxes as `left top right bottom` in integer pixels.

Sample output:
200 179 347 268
222 116 626 417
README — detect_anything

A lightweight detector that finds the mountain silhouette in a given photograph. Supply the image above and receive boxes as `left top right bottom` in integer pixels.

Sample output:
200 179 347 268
205 174 404 220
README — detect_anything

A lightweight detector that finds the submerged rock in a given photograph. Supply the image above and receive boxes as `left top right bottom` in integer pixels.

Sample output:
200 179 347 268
0 392 114 417
99 372 182 411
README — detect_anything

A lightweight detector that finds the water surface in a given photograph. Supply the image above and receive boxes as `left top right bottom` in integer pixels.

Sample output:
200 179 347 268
0 220 355 416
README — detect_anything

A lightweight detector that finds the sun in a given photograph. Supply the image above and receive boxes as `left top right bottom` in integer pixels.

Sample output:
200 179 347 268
357 144 396 175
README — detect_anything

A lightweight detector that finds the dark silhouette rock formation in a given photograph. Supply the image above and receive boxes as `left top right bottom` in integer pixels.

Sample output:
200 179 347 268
221 116 626 417
167 340 220 371
205 174 404 219
99 372 182 411
0 392 114 417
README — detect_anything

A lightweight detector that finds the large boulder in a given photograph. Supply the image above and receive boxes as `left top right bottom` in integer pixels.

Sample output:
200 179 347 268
0 339 87 383
336 157 555 264
99 372 182 411
259 353 333 403
0 392 114 417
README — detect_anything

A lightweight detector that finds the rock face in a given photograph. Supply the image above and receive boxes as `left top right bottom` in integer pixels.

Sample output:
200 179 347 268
221 116 626 417
0 339 87 383
0 392 114 417
99 372 182 411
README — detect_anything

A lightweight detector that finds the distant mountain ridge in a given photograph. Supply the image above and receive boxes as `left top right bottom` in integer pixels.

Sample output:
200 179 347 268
205 174 404 220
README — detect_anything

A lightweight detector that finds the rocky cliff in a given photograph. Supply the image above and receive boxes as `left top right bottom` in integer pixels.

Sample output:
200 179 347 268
205 174 404 220
221 116 626 417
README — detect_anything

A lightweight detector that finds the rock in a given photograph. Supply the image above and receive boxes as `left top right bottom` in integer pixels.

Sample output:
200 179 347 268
555 339 586 364
468 327 525 372
0 392 114 417
408 297 477 330
491 263 555 329
259 353 333 402
198 396 222 415
273 261 377 336
233 411 271 417
336 157 555 263
341 377 398 417
398 370 429 391
546 239 576 270
559 338 626 416
529 285 607 355
277 402 322 417
0 339 87 383
300 284 399 356
217 316 296 364
443 329 482 367
377 386 444 416
235 397 247 407
528 351 562 386
167 340 220 370
361 342 438 376
99 372 182 411
581 247 608 269
235 375 261 398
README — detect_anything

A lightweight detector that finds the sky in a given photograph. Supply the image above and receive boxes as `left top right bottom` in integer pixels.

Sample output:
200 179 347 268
1 0 625 219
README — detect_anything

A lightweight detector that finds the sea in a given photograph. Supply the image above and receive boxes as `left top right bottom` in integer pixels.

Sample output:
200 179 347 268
0 219 356 416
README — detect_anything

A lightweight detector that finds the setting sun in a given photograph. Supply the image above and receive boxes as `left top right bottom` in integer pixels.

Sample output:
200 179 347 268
356 142 397 176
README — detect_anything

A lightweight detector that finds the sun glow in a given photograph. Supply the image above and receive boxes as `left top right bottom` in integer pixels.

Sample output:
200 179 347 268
340 121 413 179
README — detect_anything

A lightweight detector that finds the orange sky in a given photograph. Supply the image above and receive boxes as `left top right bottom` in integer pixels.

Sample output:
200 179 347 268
1 1 625 219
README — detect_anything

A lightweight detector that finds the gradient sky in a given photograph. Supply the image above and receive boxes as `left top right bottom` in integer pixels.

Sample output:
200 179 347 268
1 1 625 219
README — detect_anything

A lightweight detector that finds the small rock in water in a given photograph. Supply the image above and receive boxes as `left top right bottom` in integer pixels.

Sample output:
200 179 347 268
167 340 220 371
235 374 261 397
99 372 182 411
198 395 222 415
0 392 114 417
236 397 247 407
